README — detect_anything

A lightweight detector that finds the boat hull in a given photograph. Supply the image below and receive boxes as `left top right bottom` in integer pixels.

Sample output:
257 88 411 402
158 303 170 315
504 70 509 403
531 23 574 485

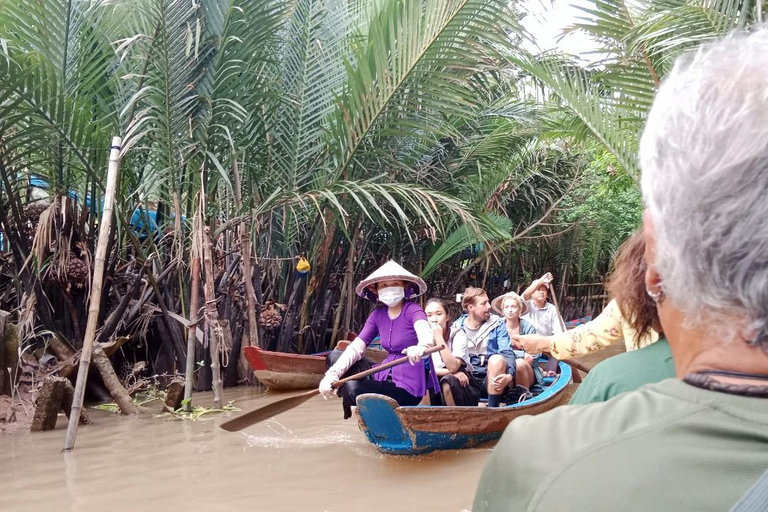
243 347 327 390
355 362 572 455
243 345 388 391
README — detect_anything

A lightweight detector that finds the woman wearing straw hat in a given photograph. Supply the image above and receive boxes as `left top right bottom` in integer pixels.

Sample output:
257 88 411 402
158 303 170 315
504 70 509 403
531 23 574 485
492 292 538 389
319 261 438 419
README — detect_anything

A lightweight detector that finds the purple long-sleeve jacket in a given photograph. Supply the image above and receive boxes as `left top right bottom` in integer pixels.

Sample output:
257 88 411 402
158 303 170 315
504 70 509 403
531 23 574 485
358 301 439 397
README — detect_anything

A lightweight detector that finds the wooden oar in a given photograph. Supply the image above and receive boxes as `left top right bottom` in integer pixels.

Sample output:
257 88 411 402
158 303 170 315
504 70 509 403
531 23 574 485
548 281 589 382
220 344 445 432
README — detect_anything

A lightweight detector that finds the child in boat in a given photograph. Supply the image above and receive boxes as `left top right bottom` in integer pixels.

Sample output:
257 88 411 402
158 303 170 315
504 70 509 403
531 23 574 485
319 261 438 419
425 298 483 406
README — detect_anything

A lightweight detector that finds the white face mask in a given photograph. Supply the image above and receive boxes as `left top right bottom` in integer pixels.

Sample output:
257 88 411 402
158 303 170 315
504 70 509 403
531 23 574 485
378 286 405 307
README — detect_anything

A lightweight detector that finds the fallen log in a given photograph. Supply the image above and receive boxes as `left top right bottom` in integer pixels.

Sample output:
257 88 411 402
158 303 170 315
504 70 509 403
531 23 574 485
92 346 138 415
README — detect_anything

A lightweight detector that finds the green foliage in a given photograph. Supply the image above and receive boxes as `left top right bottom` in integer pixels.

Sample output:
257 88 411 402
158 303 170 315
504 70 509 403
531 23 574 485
4 0 761 353
167 401 240 420
557 149 643 280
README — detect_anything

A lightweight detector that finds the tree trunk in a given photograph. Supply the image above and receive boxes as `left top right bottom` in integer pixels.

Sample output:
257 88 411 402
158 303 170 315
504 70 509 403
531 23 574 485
341 221 364 337
92 346 138 415
330 242 353 345
32 377 68 432
32 377 90 432
183 217 201 412
201 223 223 409
277 276 307 353
164 379 185 412
232 156 260 356
0 310 9 396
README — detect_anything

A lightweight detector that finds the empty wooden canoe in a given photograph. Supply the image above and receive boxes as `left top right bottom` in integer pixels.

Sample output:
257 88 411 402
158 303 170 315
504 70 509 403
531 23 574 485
243 344 388 391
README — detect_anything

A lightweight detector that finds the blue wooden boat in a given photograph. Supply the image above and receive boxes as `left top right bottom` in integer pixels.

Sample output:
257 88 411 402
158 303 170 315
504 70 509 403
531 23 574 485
355 361 572 455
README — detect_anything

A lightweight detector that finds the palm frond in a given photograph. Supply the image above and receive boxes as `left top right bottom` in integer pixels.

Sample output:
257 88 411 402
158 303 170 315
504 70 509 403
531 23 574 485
330 0 520 179
421 213 513 277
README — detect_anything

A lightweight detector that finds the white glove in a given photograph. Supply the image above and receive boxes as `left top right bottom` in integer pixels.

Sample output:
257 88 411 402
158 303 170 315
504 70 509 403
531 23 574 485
319 374 338 399
401 345 427 365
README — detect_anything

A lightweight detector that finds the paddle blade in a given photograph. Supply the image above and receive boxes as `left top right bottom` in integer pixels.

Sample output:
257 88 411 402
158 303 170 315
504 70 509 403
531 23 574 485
220 390 318 432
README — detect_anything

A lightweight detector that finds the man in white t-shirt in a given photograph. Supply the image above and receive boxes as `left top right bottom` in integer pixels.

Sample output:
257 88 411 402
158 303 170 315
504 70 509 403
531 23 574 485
521 272 564 337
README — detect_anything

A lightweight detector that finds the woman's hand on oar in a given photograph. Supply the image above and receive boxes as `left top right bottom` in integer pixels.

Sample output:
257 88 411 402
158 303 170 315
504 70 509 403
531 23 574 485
219 344 444 432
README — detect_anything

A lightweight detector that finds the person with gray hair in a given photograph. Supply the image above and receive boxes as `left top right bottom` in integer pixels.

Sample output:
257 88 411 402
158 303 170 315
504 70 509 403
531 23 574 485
473 28 768 511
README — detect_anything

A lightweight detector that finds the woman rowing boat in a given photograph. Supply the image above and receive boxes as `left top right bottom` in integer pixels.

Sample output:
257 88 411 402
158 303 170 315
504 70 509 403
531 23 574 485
319 261 437 418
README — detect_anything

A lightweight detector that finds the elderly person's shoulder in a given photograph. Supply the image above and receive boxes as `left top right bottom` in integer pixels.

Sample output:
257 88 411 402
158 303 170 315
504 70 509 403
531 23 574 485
473 379 768 512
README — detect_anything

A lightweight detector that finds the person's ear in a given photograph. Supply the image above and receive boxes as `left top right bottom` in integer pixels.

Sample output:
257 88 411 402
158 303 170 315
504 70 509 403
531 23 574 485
643 211 663 296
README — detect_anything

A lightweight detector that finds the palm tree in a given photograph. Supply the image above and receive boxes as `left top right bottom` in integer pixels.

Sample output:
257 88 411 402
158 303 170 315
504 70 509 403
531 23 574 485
2 0 560 391
512 0 763 177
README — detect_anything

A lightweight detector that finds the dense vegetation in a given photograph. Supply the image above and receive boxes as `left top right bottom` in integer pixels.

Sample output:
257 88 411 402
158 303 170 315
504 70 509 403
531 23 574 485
0 0 761 401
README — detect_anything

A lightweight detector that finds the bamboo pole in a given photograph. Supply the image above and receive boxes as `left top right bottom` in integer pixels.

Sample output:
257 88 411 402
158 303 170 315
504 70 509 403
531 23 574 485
64 136 122 452
183 207 202 412
200 206 223 408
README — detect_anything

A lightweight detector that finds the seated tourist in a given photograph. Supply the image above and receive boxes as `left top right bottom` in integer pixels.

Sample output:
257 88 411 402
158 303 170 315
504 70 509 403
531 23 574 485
448 288 520 407
566 231 675 405
491 292 538 389
474 30 768 510
521 273 564 375
425 298 482 406
521 273 564 337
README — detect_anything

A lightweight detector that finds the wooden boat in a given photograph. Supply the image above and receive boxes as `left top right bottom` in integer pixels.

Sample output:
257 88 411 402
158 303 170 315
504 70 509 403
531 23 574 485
355 361 572 455
243 342 388 391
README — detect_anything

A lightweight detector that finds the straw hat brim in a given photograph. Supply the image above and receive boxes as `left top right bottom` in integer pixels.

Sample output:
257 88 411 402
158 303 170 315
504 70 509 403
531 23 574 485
491 292 528 316
355 260 427 298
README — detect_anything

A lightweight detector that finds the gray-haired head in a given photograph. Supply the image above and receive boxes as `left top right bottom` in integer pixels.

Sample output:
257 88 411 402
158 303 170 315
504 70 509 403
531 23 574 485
640 27 768 349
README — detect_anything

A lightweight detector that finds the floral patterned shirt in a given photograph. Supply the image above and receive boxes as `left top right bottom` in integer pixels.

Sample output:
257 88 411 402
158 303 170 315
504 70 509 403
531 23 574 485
549 299 660 359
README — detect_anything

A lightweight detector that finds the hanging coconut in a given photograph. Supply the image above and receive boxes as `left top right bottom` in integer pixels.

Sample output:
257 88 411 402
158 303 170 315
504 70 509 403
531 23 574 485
65 257 89 288
258 301 286 329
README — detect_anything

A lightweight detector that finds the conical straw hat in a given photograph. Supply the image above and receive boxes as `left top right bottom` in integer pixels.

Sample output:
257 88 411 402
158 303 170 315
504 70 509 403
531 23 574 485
355 260 427 299
491 291 529 316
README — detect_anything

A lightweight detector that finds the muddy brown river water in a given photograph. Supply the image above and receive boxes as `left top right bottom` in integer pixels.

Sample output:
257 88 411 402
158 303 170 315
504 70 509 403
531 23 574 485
0 345 620 512
0 387 492 512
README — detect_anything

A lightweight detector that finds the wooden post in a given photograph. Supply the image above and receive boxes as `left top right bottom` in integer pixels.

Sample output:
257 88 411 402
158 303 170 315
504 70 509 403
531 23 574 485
183 207 202 412
201 213 223 409
64 137 121 451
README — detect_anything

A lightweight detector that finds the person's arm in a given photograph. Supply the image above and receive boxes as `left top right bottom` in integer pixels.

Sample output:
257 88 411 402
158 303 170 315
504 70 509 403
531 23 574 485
320 337 367 396
450 328 470 368
402 305 436 364
548 300 625 360
512 333 551 355
433 324 462 373
521 272 553 300
495 322 513 352
320 312 377 396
